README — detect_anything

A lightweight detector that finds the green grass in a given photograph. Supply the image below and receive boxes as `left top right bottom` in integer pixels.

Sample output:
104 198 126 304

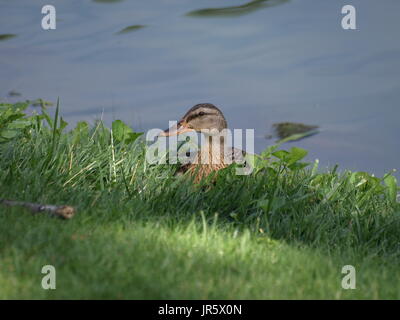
0 101 399 299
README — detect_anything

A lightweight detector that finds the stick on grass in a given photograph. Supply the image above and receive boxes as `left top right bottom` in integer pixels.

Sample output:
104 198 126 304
0 199 76 219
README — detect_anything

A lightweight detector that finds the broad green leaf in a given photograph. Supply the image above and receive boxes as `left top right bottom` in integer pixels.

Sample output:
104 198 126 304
112 120 142 144
288 162 310 171
112 120 133 143
272 150 290 161
76 121 88 130
126 132 143 143
260 144 279 158
1 129 19 139
8 119 32 129
287 147 308 165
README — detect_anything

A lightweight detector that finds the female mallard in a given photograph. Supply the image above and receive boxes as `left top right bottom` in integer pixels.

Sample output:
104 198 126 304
161 103 246 182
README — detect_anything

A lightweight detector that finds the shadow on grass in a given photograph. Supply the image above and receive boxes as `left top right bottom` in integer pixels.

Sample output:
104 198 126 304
1 206 399 299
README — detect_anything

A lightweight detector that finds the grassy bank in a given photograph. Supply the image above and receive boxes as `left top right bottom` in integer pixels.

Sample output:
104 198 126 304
0 101 399 299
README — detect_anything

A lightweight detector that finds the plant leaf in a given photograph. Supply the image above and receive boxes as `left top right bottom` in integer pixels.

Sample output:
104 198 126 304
384 175 398 203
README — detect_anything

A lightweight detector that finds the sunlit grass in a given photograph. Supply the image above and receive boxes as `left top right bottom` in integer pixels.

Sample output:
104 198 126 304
0 101 399 299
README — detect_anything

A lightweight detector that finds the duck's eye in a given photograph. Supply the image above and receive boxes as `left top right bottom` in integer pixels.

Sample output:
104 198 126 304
198 111 205 116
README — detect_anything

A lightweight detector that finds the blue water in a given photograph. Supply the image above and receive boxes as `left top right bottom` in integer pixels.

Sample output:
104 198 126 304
1 0 399 177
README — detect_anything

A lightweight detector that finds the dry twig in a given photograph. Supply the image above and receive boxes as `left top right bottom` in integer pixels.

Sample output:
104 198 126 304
0 199 76 219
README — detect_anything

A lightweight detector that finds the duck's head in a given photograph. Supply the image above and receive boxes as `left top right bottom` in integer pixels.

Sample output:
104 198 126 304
161 103 227 137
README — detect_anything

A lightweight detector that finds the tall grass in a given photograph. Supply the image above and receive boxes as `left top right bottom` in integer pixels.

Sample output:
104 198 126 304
0 101 399 299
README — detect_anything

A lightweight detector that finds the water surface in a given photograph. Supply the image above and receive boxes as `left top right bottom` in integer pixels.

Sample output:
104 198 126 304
1 0 399 177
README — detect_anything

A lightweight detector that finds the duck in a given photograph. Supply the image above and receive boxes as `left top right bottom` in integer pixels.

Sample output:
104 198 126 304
160 103 247 183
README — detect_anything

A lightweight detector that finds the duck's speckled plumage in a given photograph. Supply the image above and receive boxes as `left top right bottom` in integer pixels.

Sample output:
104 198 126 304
162 103 246 182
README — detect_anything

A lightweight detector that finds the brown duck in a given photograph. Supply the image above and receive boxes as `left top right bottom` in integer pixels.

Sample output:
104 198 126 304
161 103 246 182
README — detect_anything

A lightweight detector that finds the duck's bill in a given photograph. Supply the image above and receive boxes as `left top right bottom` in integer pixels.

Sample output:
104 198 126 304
160 122 194 136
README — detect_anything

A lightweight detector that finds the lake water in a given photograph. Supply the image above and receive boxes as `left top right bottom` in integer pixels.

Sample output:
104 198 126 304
1 0 399 178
